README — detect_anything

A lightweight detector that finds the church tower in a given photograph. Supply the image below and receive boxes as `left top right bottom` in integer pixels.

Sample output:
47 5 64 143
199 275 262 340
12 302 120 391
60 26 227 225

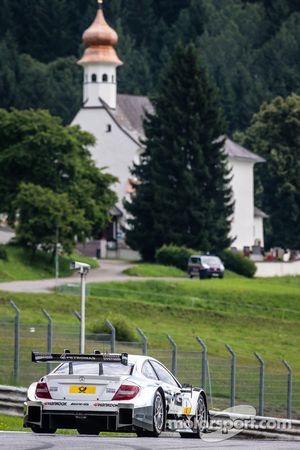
78 0 122 109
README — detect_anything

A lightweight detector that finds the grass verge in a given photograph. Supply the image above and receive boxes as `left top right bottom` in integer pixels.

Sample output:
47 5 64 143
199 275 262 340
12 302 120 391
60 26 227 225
0 245 98 282
123 263 187 277
0 415 134 435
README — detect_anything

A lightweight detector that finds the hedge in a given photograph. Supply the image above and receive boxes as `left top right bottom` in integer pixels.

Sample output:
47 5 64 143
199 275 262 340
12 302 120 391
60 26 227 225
155 245 197 271
220 249 256 278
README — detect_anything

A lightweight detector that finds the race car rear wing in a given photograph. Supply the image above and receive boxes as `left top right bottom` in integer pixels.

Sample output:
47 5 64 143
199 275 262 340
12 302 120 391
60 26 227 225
32 350 128 366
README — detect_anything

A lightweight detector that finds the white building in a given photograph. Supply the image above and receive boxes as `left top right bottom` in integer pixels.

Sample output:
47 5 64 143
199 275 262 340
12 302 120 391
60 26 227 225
72 1 267 254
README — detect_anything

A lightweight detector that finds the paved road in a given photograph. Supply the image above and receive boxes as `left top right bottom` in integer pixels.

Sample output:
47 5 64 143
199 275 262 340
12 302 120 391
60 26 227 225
0 433 300 450
0 260 184 293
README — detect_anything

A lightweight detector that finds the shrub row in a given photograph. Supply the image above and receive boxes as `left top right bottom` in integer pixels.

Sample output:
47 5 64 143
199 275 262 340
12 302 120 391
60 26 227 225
220 249 256 278
91 315 136 342
155 245 197 271
155 244 256 278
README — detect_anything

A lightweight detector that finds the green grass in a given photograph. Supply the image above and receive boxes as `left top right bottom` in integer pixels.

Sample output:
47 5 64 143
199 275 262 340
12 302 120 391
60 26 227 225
0 415 135 435
0 245 98 282
123 263 241 279
0 415 27 432
0 415 97 434
123 263 187 277
1 274 300 370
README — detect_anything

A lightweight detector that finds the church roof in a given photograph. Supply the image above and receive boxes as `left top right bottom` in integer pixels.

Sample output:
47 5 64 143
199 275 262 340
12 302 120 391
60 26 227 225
254 207 269 219
224 138 265 163
116 94 154 136
100 95 264 164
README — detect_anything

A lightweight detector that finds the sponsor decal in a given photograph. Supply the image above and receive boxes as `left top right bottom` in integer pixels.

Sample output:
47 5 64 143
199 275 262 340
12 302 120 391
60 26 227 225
93 403 118 408
70 386 96 394
49 387 58 392
44 402 67 406
106 388 116 394
70 403 89 406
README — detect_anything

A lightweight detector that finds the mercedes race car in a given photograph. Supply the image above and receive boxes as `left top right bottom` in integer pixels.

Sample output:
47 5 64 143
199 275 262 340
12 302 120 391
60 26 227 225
24 351 208 437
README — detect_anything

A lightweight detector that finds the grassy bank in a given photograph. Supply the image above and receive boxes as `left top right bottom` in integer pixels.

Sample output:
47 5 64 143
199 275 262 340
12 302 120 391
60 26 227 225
0 245 98 282
123 263 187 277
1 274 300 370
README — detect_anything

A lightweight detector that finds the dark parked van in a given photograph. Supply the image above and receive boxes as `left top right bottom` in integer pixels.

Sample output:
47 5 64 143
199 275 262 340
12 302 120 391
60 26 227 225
187 255 225 279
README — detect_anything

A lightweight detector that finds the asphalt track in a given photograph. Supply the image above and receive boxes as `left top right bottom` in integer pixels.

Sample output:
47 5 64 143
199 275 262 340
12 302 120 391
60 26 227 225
1 433 300 450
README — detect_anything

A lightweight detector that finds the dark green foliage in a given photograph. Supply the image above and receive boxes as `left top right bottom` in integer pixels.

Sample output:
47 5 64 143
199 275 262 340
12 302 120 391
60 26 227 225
235 94 300 249
0 244 8 261
0 0 300 130
220 249 257 278
156 245 197 271
0 109 117 254
92 316 136 342
14 183 88 255
125 43 233 260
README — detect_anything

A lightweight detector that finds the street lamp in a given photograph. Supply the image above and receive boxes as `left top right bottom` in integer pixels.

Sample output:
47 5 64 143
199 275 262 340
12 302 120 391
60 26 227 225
70 261 91 353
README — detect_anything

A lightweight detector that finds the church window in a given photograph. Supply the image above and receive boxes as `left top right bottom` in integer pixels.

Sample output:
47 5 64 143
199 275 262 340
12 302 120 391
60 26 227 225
102 74 108 82
91 74 97 82
106 124 112 133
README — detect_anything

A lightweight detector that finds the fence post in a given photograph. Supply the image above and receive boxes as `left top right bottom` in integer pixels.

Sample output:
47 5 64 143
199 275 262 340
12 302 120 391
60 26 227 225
136 328 148 355
254 352 264 416
196 336 207 391
225 344 236 408
105 320 116 353
73 310 81 352
282 360 292 420
9 300 20 384
42 309 53 374
167 335 177 377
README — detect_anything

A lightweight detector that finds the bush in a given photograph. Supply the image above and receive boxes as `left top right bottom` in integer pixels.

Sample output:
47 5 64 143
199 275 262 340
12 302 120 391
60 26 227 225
155 244 197 271
91 315 136 342
220 249 256 278
0 244 8 261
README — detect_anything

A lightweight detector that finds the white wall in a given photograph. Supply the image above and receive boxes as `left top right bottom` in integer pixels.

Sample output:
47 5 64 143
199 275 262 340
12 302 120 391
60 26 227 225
72 108 139 212
256 261 300 277
83 63 117 109
229 158 255 249
254 216 264 247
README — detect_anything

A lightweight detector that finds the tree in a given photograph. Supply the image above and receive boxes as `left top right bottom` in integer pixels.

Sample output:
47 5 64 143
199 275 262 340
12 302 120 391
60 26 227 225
14 183 88 255
125 43 233 260
0 108 117 251
235 94 300 248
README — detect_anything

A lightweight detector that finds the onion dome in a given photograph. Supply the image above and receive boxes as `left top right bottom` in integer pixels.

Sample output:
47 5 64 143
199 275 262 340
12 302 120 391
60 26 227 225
78 0 122 66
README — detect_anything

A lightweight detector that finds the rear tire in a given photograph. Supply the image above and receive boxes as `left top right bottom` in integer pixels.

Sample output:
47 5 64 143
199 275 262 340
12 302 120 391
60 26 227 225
31 424 56 434
136 391 165 438
179 395 207 439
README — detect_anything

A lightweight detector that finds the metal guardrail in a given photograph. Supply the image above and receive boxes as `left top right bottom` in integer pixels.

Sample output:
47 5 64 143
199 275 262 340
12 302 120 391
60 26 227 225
209 410 300 439
0 385 26 417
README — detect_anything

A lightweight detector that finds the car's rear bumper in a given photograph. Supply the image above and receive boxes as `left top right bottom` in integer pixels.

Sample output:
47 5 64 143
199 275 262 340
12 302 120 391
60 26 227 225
24 401 153 432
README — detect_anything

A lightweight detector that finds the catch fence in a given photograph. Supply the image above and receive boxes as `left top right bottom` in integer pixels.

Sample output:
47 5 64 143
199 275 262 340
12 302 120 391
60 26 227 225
0 301 299 419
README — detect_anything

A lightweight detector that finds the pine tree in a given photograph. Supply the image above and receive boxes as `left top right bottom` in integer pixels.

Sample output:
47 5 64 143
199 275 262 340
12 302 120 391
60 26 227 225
125 43 233 260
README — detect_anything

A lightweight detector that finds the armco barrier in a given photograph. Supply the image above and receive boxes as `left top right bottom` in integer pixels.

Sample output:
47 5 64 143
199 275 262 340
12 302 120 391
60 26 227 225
0 385 26 417
209 410 300 439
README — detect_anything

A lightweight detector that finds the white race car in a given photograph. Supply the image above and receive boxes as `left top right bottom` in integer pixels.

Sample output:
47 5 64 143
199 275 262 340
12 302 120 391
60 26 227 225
24 351 208 437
